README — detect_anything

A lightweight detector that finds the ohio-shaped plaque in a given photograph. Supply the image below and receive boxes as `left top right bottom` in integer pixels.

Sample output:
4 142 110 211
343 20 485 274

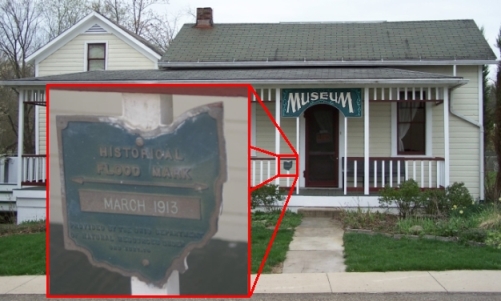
56 102 226 287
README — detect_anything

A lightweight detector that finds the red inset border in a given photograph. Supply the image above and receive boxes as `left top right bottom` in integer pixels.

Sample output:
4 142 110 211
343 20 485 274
46 83 254 298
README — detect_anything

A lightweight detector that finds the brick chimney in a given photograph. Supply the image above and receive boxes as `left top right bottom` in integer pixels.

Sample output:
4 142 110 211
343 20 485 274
195 7 213 28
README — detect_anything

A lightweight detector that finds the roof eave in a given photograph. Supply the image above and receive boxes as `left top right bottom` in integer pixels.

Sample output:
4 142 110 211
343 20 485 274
159 60 497 68
26 13 97 63
0 78 468 88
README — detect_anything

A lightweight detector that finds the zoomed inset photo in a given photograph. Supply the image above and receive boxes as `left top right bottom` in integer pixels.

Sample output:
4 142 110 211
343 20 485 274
47 85 249 297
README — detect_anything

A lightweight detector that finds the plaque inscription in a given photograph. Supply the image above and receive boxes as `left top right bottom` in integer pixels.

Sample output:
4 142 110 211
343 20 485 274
79 190 201 220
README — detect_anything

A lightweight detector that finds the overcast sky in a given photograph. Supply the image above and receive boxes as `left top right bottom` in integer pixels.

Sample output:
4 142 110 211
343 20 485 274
165 0 501 81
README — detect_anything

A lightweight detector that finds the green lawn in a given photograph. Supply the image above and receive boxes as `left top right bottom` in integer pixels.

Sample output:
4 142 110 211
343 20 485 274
0 233 46 275
251 211 302 273
344 232 501 272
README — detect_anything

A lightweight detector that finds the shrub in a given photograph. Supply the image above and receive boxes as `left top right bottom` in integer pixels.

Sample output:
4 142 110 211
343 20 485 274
434 216 477 237
341 207 389 231
486 231 501 249
379 179 422 218
396 217 437 235
420 182 474 218
251 184 285 212
477 205 501 230
380 181 475 219
458 228 488 243
446 182 474 210
421 189 447 217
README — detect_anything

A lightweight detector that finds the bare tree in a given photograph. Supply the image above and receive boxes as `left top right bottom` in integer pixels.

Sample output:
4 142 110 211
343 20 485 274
142 11 182 53
0 0 41 79
494 26 501 200
91 0 165 33
0 0 39 154
38 0 91 41
90 0 183 52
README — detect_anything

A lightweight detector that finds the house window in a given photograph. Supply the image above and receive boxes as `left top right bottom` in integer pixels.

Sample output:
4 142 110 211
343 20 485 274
397 101 426 155
87 43 106 71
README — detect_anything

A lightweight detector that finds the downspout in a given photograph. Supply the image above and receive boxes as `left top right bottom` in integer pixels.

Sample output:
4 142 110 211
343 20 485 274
448 65 484 201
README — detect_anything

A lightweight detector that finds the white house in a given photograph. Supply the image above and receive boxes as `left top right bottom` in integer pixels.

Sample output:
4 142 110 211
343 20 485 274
1 7 498 216
0 11 162 223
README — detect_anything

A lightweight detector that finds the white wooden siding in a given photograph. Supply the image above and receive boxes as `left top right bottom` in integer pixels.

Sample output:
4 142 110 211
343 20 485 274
39 107 46 154
255 102 276 155
449 66 481 198
344 102 391 157
346 112 364 157
38 34 156 76
366 103 391 157
432 103 445 158
37 33 157 154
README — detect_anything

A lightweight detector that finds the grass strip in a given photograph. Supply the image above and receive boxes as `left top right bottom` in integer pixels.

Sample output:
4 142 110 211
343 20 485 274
0 233 46 275
251 211 301 273
344 232 501 272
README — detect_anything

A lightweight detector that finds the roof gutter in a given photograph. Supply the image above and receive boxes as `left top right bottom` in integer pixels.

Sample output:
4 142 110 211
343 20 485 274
0 78 469 87
159 60 498 68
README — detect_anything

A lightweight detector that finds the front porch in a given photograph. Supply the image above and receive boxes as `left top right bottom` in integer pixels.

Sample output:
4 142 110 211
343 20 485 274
0 88 47 223
251 84 453 204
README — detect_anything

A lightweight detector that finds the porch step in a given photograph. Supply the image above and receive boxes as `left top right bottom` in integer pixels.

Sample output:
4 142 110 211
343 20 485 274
297 207 344 219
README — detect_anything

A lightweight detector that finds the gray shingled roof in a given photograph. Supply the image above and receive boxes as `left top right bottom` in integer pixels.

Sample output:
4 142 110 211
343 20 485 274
161 20 496 64
1 68 465 86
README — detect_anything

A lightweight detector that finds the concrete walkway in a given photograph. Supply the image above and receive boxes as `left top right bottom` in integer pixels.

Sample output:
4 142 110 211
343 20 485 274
282 217 346 273
0 276 45 294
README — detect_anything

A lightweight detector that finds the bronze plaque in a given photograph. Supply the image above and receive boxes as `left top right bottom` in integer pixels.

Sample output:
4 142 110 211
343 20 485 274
56 102 226 287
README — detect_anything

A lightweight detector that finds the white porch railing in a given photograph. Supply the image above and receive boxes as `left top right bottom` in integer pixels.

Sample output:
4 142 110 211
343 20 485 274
21 154 46 186
343 157 446 192
251 156 445 193
251 157 297 188
22 89 46 106
251 158 275 188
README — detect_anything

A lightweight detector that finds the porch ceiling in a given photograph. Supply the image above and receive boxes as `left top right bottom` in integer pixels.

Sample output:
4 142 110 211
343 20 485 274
0 67 467 88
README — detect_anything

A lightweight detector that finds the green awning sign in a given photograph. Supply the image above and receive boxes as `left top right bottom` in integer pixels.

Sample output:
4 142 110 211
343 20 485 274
282 88 362 117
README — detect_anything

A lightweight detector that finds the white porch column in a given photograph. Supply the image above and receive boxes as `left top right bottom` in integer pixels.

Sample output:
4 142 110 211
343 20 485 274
275 88 281 185
296 115 300 194
444 88 450 187
17 90 25 188
35 105 40 154
364 88 370 195
344 116 348 195
251 100 256 156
